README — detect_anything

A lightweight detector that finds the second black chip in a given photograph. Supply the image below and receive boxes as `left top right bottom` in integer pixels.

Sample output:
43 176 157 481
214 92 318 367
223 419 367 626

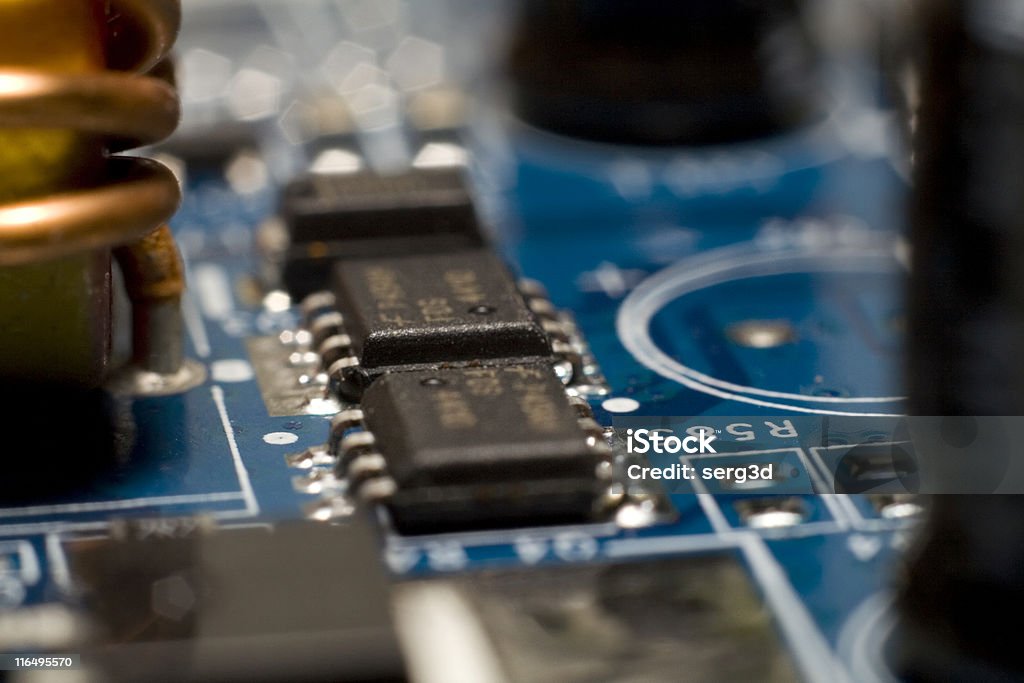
348 363 606 533
332 249 551 373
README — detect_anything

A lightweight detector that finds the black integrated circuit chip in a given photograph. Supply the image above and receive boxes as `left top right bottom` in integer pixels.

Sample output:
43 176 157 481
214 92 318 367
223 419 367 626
346 363 607 533
331 249 551 389
279 167 485 297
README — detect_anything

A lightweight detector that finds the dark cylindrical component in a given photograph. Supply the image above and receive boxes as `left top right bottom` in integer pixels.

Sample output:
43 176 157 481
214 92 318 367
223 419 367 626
907 1 1024 417
504 0 823 145
896 1 1024 680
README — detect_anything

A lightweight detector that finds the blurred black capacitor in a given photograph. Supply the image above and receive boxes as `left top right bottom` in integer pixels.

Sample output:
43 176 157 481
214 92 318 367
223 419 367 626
504 0 823 145
907 0 1024 418
896 0 1024 680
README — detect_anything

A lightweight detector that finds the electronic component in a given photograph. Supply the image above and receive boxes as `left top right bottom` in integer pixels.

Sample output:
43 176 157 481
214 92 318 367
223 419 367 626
897 0 1024 679
272 166 485 298
394 554 799 682
0 4 943 682
0 0 112 387
504 0 821 145
0 0 188 390
70 516 404 683
336 364 612 533
323 249 567 398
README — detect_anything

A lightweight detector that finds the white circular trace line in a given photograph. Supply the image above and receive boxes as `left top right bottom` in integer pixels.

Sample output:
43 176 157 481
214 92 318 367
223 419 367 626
617 240 906 417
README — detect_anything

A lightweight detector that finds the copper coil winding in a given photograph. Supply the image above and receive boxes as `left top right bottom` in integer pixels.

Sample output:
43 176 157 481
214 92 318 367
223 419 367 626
0 0 182 267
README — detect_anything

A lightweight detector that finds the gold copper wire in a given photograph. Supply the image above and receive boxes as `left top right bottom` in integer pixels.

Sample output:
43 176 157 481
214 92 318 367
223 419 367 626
0 0 182 266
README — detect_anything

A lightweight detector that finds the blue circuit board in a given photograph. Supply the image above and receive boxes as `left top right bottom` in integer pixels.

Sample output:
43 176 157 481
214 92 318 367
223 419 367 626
0 109 912 682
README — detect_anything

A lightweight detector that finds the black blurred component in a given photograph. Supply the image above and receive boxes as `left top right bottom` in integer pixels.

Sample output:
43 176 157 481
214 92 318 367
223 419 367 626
906 3 1024 417
332 249 550 384
70 517 405 683
896 1 1024 680
70 517 205 645
0 383 123 504
504 0 822 145
351 364 603 534
394 554 799 682
280 168 485 298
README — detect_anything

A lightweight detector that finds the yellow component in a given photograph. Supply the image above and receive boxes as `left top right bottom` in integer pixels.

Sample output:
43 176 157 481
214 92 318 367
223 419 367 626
0 0 108 385
0 0 181 264
0 0 104 201
0 0 183 385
